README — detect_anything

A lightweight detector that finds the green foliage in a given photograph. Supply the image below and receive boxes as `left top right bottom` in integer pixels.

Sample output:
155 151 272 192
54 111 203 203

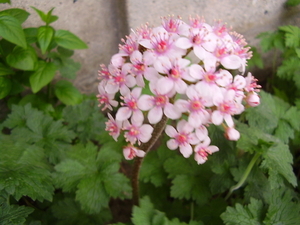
0 6 87 106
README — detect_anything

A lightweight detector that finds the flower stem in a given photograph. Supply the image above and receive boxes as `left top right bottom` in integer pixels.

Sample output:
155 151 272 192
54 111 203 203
131 114 168 206
225 152 261 201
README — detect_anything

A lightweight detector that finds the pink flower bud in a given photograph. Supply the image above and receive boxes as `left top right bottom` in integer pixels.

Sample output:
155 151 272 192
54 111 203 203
246 93 260 107
225 127 240 141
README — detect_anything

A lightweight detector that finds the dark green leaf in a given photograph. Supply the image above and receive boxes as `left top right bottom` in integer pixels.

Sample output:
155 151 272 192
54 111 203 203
0 62 14 76
37 26 54 54
54 80 83 105
54 29 88 49
57 46 74 57
0 203 34 225
6 45 37 70
51 197 112 225
29 61 57 93
0 76 12 99
0 14 27 48
0 8 30 23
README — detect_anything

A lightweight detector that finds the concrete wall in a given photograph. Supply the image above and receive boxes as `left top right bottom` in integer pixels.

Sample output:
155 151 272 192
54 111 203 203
1 0 300 94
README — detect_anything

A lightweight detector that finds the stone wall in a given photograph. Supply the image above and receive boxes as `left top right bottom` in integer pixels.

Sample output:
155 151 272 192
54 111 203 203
2 0 300 93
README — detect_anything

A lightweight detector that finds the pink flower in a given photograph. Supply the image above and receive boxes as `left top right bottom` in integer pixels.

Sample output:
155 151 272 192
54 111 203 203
211 89 243 127
194 136 219 164
165 120 199 158
97 83 118 111
154 57 193 95
115 87 143 122
105 113 122 141
123 145 146 160
175 85 211 128
123 117 153 145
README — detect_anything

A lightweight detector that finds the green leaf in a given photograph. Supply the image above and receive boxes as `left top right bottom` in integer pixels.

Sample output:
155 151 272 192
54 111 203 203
0 203 34 225
264 188 300 224
75 175 110 214
62 99 107 143
0 14 27 48
49 52 81 79
54 80 83 105
286 0 300 7
279 25 300 48
277 57 300 80
260 139 297 188
6 45 37 70
257 31 285 52
0 76 12 99
54 29 88 49
29 61 57 93
0 8 30 23
0 62 14 76
37 26 54 54
57 46 74 57
45 7 58 24
2 104 75 163
221 198 265 225
31 7 47 23
51 197 112 225
0 0 11 3
0 136 54 201
24 27 38 44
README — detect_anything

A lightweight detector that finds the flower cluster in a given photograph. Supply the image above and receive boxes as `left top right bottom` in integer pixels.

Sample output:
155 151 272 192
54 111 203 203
97 15 260 164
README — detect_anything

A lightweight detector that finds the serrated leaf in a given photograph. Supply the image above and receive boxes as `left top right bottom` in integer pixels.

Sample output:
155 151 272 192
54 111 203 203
0 76 12 99
62 99 107 143
257 31 285 52
0 136 54 201
54 29 88 50
264 188 300 225
260 139 297 188
37 26 54 54
6 45 37 70
279 25 300 48
171 174 211 205
221 198 265 225
75 175 110 214
29 61 57 93
0 203 34 225
58 57 81 79
0 14 27 48
54 80 83 105
0 8 30 24
277 57 300 80
274 120 294 143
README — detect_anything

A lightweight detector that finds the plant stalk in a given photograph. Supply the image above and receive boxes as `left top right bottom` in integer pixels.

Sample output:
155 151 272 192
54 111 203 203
225 152 261 200
131 114 168 206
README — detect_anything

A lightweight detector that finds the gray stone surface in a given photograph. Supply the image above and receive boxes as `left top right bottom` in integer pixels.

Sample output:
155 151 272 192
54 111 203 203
1 0 300 93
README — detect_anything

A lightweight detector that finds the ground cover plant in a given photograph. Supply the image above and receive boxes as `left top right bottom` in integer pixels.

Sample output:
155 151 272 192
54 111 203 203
0 0 300 224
